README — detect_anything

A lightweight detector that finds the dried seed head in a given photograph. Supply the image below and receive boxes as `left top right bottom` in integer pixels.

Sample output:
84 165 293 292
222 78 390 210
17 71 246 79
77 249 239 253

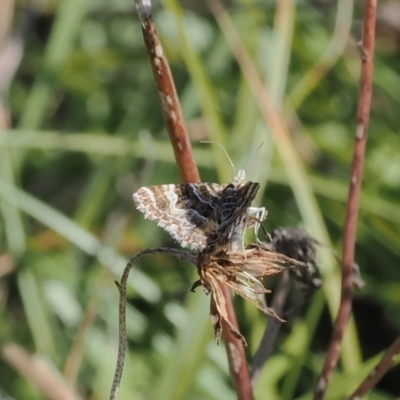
196 244 306 345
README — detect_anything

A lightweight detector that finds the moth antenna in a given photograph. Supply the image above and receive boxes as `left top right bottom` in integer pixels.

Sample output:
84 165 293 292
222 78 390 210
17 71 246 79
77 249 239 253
241 142 264 170
200 141 236 174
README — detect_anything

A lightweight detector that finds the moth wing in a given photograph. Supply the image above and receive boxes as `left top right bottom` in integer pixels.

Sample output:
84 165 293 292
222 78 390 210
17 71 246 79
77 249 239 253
133 182 223 251
223 182 259 224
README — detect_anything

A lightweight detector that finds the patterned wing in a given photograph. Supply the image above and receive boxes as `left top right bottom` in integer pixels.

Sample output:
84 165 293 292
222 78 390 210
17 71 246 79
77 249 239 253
205 181 260 252
133 182 223 251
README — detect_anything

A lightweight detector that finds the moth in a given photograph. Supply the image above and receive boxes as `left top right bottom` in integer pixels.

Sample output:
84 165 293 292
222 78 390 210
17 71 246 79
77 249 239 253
133 170 266 252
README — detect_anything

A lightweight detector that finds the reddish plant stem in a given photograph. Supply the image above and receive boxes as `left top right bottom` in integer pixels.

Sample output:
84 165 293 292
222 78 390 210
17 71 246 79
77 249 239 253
220 289 254 400
349 336 400 399
313 1 376 399
135 0 199 184
134 1 253 399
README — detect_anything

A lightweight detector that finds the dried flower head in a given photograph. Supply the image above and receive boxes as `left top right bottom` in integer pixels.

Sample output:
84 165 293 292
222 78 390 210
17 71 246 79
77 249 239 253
194 244 306 345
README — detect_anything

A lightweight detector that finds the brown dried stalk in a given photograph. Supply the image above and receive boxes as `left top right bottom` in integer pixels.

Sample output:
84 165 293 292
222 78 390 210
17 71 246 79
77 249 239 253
348 335 400 399
128 0 253 400
131 1 255 399
313 0 377 398
134 0 199 184
109 247 194 400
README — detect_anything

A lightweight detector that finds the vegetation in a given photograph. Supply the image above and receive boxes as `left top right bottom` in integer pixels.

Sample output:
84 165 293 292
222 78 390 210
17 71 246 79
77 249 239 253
1 0 399 399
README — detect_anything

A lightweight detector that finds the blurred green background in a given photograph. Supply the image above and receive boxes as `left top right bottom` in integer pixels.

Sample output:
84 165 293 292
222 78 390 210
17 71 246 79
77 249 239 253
1 0 400 399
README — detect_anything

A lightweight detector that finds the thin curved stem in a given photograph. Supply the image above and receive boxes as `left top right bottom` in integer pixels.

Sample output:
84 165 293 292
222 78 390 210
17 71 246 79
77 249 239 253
109 247 194 400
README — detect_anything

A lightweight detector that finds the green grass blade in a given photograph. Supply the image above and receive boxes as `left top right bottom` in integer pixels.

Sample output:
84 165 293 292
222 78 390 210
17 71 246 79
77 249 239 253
0 178 160 303
20 0 92 129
